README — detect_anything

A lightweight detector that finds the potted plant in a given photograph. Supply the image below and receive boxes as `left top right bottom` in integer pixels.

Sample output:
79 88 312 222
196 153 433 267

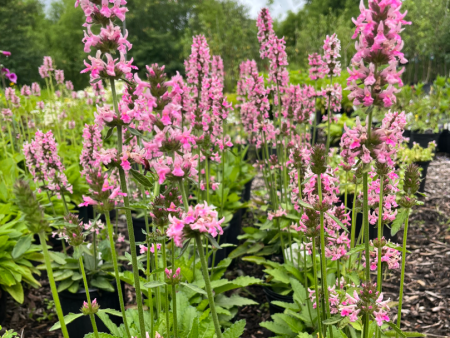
397 141 436 193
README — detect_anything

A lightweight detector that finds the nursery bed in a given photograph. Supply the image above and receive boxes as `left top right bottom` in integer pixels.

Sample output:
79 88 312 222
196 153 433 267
1 156 449 337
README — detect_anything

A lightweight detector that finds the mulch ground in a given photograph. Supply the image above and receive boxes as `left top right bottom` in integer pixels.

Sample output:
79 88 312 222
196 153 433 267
1 156 449 337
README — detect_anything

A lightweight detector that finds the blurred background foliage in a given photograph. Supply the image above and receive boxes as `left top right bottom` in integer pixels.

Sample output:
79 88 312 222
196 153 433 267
1 0 450 91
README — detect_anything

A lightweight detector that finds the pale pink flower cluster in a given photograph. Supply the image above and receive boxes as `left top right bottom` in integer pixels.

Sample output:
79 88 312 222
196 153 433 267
309 285 340 314
75 0 128 23
322 34 341 77
38 56 54 79
83 21 132 54
31 82 41 96
23 130 73 197
256 8 289 89
362 239 401 271
139 243 161 254
340 111 406 167
5 88 21 108
55 70 64 84
322 83 342 113
308 53 326 80
367 170 399 225
184 35 210 94
165 267 181 281
20 85 31 98
340 284 391 327
346 0 410 107
167 203 224 247
84 219 105 235
1 108 13 122
66 81 74 91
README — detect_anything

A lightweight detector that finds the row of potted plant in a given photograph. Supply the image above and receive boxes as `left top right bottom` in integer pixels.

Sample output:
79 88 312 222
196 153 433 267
0 1 429 338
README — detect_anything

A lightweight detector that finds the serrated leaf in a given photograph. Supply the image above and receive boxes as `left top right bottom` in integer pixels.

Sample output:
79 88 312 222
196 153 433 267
49 313 83 331
391 208 409 236
260 321 293 335
215 294 258 309
144 281 166 288
181 282 207 295
386 321 406 337
98 308 123 317
223 319 246 338
130 169 153 188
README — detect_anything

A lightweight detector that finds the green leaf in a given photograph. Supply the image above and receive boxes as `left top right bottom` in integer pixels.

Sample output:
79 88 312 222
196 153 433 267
180 282 207 295
265 268 290 284
297 333 314 338
391 208 409 236
215 294 258 309
48 251 67 265
53 269 74 281
213 276 261 294
3 283 24 304
130 168 153 188
12 235 32 259
96 312 121 337
223 319 246 338
98 308 123 317
273 313 304 333
323 315 343 325
188 317 199 338
346 244 366 256
57 279 74 292
205 233 222 249
297 200 313 209
386 321 407 337
260 321 293 335
143 281 166 288
49 313 84 331
90 277 114 292
325 212 349 233
104 127 115 140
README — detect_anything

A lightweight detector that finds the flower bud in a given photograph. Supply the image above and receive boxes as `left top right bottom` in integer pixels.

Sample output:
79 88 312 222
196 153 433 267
81 298 100 316
310 144 327 175
14 180 49 234
403 164 420 195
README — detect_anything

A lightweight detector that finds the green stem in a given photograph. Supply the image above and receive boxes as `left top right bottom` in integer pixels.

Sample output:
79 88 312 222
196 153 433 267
205 158 210 204
38 232 70 338
171 240 178 338
396 215 409 336
194 233 223 338
162 238 170 338
78 251 100 338
317 177 331 322
376 176 384 292
311 239 323 336
110 78 146 337
363 172 371 281
105 213 131 338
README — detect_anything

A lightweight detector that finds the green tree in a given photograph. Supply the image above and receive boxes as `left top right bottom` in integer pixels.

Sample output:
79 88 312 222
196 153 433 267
0 0 47 86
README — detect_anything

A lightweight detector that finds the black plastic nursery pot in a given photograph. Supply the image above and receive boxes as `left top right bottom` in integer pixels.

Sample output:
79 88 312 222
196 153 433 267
262 286 293 315
410 131 440 149
339 194 396 242
0 289 7 325
77 205 117 224
59 285 124 338
132 216 151 244
438 129 450 154
414 161 431 194
402 130 412 148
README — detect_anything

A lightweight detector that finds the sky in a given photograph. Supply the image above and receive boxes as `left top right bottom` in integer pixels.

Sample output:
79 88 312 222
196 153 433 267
42 0 305 20
238 0 305 19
